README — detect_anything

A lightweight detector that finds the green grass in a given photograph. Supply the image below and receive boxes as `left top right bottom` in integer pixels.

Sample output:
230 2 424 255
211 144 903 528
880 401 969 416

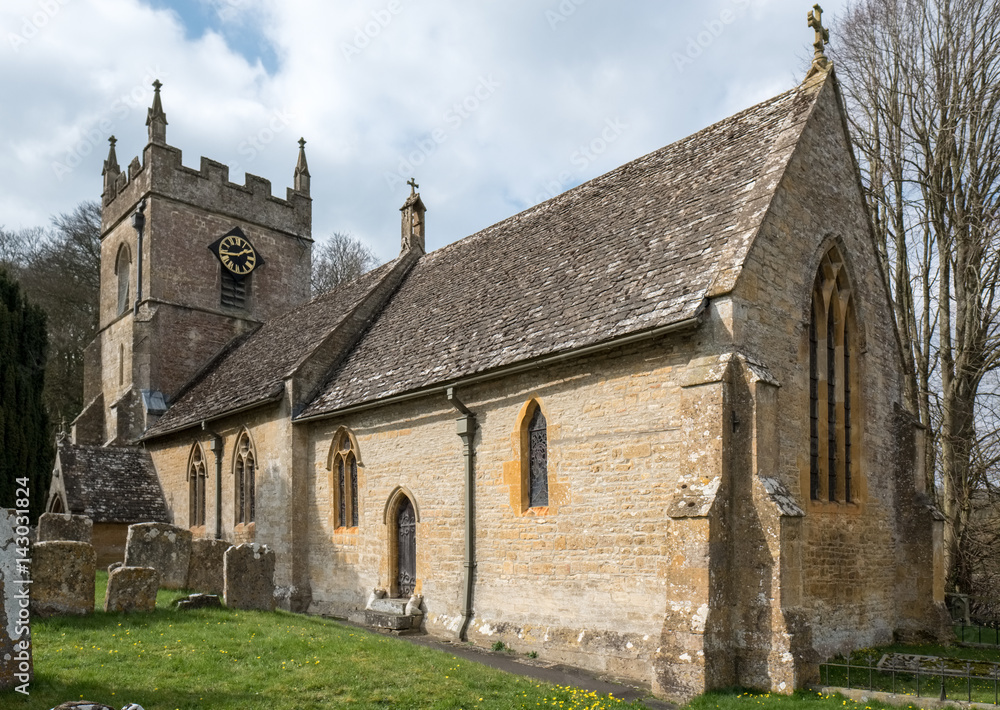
688 689 943 710
4 572 651 709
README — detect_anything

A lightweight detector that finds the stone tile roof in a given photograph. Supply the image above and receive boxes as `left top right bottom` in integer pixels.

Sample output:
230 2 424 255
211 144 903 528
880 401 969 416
301 81 820 417
144 257 406 437
56 442 169 524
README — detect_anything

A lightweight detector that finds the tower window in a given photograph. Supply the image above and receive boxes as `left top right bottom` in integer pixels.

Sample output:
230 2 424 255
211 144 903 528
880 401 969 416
115 244 131 315
221 271 247 308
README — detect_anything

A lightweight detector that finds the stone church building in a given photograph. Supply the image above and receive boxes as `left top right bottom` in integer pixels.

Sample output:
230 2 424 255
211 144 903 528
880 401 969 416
48 46 946 698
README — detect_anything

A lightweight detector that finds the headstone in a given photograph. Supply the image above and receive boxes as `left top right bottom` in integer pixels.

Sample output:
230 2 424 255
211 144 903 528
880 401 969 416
174 593 222 610
223 543 275 611
123 523 192 590
1 508 32 691
185 538 230 595
104 567 159 613
37 513 93 543
32 541 96 617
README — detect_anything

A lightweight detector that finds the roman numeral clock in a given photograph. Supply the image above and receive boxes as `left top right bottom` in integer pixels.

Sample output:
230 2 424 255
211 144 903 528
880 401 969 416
209 227 263 277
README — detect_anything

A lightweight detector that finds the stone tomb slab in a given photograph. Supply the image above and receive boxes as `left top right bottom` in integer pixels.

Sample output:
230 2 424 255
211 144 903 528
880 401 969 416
37 513 93 543
186 538 230 595
32 541 96 617
124 523 191 590
105 566 160 613
223 543 275 611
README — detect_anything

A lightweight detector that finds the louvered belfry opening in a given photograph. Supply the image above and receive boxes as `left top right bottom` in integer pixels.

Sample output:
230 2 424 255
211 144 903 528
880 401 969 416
808 245 857 504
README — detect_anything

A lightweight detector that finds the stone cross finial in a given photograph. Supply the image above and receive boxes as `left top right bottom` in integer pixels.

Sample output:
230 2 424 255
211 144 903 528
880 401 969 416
806 4 832 79
407 177 419 195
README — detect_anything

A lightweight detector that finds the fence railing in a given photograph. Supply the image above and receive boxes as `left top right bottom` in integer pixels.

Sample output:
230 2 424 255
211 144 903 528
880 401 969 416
948 593 1000 647
820 655 1000 705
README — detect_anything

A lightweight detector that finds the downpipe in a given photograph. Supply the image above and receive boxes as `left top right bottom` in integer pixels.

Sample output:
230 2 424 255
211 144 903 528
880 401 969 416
447 387 476 642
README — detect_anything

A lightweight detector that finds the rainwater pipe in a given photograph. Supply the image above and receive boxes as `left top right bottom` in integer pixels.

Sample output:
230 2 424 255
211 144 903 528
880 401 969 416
447 387 476 642
131 198 146 316
203 421 224 540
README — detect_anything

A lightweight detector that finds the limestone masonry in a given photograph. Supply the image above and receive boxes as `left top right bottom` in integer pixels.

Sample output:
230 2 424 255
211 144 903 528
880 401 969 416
46 54 947 700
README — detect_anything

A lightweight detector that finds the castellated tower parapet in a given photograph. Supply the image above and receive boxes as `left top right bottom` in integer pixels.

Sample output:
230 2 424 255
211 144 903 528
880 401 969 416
76 81 313 446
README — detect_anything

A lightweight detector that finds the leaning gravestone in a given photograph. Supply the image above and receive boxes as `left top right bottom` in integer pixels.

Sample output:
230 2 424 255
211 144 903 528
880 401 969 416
124 523 191 590
224 543 275 611
32 541 96 617
37 513 93 543
1 508 32 691
105 567 159 613
186 538 230 595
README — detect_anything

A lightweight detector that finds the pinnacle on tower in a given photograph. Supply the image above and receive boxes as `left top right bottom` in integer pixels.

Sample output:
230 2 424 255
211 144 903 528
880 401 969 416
146 79 168 144
294 137 310 195
102 135 120 197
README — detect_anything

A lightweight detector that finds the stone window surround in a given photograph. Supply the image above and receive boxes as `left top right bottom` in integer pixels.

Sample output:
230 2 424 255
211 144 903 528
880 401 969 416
187 442 207 529
233 429 257 530
328 428 362 532
114 242 131 315
504 398 567 516
804 243 867 513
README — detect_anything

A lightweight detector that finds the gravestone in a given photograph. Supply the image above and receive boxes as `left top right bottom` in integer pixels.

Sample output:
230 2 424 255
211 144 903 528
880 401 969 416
37 513 93 543
32 541 96 617
186 538 229 595
105 567 159 613
1 508 31 690
175 593 222 610
223 543 275 611
123 523 191 590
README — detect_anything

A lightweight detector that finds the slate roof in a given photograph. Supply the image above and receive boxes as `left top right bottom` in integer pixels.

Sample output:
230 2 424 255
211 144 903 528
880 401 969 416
56 442 169 524
300 80 820 416
145 257 407 436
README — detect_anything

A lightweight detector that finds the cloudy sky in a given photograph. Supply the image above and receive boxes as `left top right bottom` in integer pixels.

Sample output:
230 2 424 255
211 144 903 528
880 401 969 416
1 0 850 262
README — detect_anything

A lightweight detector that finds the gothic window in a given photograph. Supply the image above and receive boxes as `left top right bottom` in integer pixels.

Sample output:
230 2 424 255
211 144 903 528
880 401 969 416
808 245 859 504
330 431 359 528
115 244 131 315
234 431 256 525
221 270 247 308
188 444 207 527
526 403 548 508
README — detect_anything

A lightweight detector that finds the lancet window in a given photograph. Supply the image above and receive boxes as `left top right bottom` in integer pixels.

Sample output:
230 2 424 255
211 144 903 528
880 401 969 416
234 431 256 525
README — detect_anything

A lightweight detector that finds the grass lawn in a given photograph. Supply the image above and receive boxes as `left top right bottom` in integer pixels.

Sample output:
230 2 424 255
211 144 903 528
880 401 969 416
4 572 651 709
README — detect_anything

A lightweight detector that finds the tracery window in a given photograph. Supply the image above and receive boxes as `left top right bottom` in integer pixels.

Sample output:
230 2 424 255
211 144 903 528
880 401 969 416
115 244 131 315
809 245 859 504
330 431 359 528
234 431 256 525
526 403 548 508
188 444 207 527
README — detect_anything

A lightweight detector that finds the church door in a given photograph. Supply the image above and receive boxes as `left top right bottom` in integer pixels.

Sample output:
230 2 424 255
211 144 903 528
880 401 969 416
396 496 416 597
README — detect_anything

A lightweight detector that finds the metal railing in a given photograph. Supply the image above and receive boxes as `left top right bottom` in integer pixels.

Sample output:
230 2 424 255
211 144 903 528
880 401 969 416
948 593 1000 647
820 655 1000 705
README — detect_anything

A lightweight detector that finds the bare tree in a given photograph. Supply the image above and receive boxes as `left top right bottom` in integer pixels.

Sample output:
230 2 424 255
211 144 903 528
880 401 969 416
311 232 379 296
834 0 1000 593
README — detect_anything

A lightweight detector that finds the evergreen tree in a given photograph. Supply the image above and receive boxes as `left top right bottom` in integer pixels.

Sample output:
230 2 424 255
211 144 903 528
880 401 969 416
0 266 52 521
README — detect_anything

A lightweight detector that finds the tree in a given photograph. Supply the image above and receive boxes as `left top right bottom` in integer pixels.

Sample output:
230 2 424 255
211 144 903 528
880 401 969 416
311 232 379 295
834 0 1000 593
0 266 52 521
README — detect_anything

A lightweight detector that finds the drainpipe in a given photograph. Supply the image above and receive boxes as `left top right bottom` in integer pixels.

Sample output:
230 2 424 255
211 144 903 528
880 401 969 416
131 198 146 316
447 387 476 641
204 422 224 540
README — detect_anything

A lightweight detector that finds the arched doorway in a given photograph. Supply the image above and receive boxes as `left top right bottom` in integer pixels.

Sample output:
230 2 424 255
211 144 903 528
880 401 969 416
396 496 416 597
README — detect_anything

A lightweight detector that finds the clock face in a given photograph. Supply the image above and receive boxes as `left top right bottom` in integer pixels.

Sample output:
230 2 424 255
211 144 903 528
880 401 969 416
218 233 258 276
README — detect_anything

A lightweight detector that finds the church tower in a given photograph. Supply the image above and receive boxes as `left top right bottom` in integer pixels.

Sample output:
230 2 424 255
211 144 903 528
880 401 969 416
74 81 313 445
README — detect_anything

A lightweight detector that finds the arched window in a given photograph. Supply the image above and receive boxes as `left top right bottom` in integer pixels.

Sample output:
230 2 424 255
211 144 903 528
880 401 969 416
115 244 131 315
330 431 359 528
809 246 859 503
188 444 207 527
525 402 548 508
234 431 256 525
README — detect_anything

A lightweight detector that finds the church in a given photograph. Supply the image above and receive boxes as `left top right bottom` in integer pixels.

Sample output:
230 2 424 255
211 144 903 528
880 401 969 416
45 22 947 700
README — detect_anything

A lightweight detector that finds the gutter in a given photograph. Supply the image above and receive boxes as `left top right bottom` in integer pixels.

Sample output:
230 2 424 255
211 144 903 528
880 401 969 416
447 387 476 641
294 312 703 423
